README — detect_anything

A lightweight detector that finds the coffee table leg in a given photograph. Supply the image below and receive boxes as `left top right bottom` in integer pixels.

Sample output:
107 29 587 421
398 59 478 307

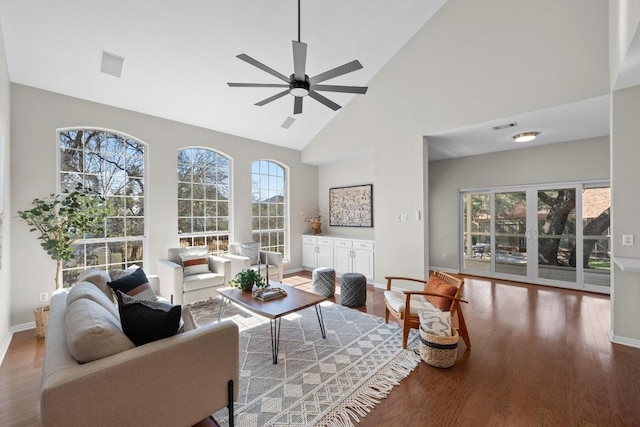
270 318 282 364
218 298 228 322
315 305 327 339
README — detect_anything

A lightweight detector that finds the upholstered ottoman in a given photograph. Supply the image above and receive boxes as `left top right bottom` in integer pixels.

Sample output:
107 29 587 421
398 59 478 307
340 273 367 307
312 267 336 297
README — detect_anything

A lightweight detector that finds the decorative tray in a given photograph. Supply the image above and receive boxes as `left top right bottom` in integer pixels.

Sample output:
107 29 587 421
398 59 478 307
252 287 287 301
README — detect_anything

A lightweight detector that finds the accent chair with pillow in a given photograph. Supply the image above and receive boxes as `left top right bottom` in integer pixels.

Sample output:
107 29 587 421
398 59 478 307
157 245 231 305
223 242 284 283
384 271 471 349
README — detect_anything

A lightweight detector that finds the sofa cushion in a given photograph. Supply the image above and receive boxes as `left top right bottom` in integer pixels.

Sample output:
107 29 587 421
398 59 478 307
78 268 114 301
65 297 135 363
424 276 459 311
108 267 157 300
117 291 182 346
239 242 260 265
67 281 120 320
179 253 210 276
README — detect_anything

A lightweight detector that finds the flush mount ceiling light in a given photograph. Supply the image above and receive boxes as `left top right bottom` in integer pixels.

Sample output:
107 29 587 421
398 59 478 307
513 132 539 143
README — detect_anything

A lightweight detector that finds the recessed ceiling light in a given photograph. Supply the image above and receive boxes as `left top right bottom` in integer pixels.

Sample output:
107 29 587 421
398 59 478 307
513 132 539 143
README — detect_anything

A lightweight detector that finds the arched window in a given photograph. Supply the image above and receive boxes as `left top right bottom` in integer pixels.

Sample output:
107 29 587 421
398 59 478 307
59 128 146 286
178 148 231 254
252 160 287 257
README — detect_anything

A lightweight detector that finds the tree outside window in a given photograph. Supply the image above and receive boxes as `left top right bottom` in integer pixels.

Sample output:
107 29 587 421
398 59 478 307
251 160 287 257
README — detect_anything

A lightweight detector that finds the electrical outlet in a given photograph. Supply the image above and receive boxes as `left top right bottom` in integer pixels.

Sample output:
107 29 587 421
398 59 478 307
442 253 447 260
622 234 634 246
39 292 48 302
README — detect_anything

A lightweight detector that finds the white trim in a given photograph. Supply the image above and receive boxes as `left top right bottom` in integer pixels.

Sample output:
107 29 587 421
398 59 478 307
609 329 640 349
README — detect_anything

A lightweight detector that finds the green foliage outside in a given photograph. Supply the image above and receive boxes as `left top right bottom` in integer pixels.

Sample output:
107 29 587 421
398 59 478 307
17 183 112 290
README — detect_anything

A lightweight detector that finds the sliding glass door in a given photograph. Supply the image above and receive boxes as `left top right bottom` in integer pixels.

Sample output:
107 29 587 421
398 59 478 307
460 182 610 293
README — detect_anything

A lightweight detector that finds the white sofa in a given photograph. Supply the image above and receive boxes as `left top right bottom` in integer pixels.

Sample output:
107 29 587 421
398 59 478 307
40 270 239 427
223 242 284 284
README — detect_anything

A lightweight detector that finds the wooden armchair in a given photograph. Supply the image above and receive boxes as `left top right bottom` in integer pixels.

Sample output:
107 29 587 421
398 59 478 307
384 271 470 349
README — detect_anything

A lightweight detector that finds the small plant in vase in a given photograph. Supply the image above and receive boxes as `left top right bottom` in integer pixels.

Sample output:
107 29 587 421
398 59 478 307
301 210 323 235
230 269 267 292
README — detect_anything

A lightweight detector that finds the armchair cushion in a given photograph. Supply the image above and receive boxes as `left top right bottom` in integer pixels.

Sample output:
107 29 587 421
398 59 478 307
179 253 210 276
183 272 225 291
238 242 260 265
424 276 458 311
116 291 182 346
383 290 436 315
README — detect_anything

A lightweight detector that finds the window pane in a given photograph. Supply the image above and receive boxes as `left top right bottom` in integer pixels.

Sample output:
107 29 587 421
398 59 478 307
252 160 287 257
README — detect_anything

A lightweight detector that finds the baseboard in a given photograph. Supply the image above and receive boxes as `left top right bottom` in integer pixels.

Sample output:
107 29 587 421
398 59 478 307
0 322 36 366
429 266 460 274
284 267 304 275
609 330 640 349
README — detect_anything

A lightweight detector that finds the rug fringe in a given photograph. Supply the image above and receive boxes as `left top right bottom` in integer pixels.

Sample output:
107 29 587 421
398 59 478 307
315 349 421 427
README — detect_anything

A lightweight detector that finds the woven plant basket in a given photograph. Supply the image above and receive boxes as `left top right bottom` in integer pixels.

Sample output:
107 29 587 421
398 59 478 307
419 325 459 368
34 305 50 338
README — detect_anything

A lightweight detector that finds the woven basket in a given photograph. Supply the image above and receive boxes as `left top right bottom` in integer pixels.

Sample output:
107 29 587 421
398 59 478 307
419 325 459 368
34 305 50 338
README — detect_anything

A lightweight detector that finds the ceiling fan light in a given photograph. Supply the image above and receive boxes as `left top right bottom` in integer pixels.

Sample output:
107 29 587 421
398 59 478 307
290 87 309 97
513 132 539 143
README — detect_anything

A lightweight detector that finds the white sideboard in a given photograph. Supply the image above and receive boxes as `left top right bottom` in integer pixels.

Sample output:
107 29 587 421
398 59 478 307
302 235 375 281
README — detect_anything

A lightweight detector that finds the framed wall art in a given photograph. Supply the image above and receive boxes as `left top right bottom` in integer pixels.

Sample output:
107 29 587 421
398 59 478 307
329 184 373 227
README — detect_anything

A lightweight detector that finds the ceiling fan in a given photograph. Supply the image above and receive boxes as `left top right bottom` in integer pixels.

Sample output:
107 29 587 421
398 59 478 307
227 0 368 115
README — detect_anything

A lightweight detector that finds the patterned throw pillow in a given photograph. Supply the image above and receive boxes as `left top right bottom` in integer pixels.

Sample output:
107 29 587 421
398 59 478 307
179 253 210 276
116 291 182 346
239 242 260 265
419 309 452 337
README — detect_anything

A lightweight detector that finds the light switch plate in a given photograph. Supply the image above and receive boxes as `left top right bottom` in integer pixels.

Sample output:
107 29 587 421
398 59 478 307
622 234 634 246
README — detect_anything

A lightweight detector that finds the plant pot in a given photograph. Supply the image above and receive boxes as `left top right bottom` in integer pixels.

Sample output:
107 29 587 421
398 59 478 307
311 222 322 235
34 305 50 338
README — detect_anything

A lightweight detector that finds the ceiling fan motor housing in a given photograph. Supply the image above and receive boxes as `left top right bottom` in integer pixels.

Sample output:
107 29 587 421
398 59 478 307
289 74 309 97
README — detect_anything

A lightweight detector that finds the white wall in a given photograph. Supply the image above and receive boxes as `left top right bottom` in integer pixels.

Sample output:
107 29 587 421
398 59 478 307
303 0 609 283
0 19 12 356
611 84 640 346
428 136 610 271
9 84 318 326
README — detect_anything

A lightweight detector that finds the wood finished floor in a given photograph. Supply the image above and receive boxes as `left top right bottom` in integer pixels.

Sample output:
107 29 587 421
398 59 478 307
1 272 640 426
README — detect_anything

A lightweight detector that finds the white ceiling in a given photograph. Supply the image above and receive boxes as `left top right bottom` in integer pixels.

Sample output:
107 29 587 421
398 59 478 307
0 0 447 151
1 1 637 160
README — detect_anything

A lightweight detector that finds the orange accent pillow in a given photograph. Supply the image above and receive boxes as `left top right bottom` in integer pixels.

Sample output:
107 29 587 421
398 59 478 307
424 275 458 311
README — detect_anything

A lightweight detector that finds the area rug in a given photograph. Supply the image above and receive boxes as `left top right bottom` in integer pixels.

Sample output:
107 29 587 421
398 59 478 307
189 298 420 427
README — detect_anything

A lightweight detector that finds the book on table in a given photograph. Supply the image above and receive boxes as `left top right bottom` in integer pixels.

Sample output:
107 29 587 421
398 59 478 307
253 287 287 301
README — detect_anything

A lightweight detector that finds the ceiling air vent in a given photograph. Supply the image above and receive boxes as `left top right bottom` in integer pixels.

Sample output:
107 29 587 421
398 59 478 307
491 122 518 131
101 51 125 78
281 116 296 129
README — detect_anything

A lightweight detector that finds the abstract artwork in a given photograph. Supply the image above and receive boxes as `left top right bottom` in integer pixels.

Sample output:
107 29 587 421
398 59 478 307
329 184 373 227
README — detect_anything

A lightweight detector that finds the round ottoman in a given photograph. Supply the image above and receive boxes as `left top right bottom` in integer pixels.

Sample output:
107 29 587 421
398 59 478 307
340 273 367 307
312 267 336 297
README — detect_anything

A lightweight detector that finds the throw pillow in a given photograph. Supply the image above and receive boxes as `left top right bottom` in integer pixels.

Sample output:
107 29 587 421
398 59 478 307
108 267 157 300
116 291 182 346
77 268 114 301
65 297 135 363
108 264 141 281
424 275 459 311
239 242 260 265
179 253 210 276
67 281 120 320
419 309 452 337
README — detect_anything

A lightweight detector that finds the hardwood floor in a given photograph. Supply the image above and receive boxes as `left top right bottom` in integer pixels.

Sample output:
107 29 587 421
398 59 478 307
2 272 639 426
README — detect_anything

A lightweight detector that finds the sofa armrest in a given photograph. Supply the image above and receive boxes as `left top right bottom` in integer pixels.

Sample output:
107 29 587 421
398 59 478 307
222 253 251 281
157 259 184 304
41 321 240 427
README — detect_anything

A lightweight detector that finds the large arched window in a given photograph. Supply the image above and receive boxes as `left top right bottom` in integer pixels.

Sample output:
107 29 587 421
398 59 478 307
252 160 287 257
59 128 146 286
178 148 230 254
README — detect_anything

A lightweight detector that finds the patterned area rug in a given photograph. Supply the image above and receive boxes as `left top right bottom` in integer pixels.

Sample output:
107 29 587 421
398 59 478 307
189 298 420 427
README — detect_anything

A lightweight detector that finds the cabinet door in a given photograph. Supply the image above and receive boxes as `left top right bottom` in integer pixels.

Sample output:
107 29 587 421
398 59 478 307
333 246 352 276
353 248 374 280
302 243 317 269
316 245 334 268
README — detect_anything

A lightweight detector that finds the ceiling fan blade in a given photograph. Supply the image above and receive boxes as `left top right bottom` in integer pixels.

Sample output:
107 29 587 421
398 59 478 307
308 91 341 111
228 83 289 88
292 41 307 81
312 84 368 94
294 96 303 114
255 89 290 106
236 53 290 83
309 60 363 85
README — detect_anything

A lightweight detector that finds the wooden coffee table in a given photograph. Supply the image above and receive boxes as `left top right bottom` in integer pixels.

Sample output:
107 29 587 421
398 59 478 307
216 282 328 364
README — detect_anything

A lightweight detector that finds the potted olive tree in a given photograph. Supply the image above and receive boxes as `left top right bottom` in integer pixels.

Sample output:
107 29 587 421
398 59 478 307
18 183 111 336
